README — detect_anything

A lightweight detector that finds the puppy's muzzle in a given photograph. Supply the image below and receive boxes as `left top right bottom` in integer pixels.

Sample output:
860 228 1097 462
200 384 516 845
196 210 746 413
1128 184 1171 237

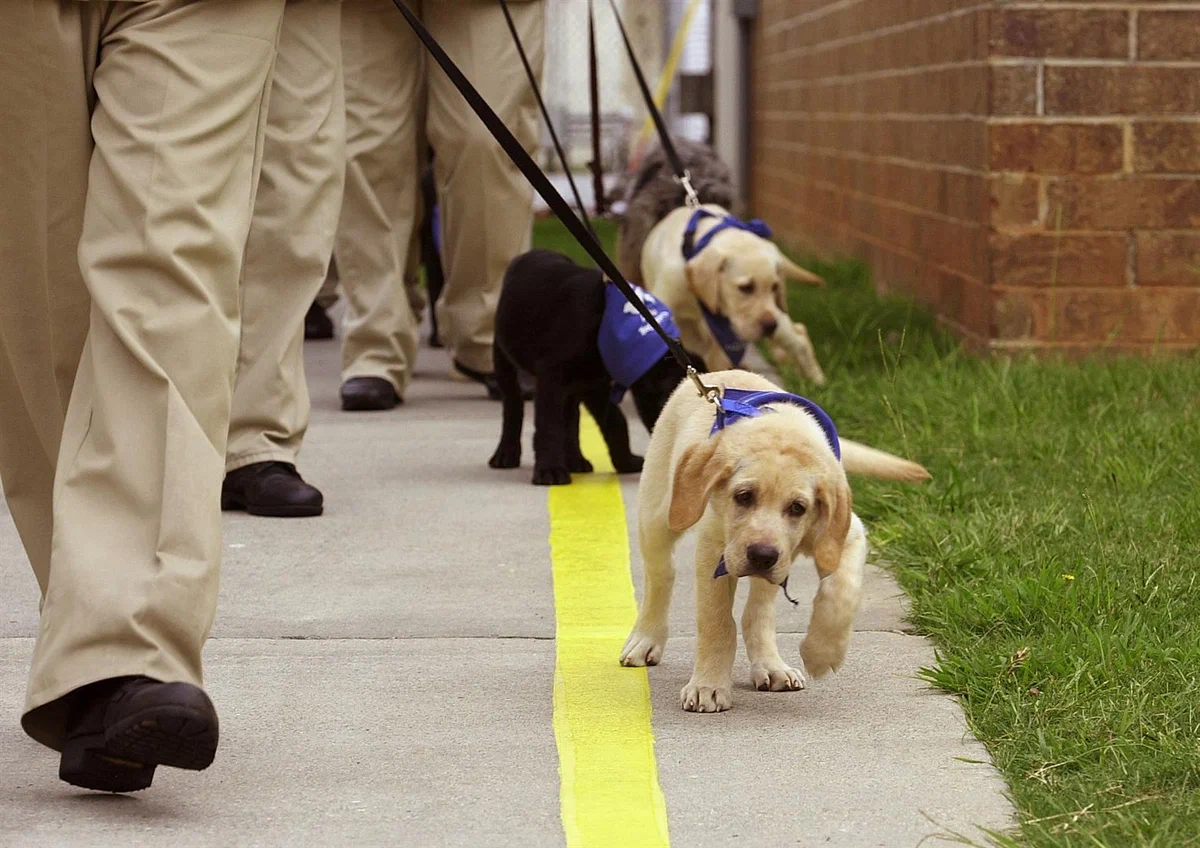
759 317 778 337
745 543 780 573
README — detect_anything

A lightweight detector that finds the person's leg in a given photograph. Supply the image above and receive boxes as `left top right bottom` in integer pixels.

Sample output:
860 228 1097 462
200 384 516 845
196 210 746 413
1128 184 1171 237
426 0 543 394
334 0 424 410
307 256 339 340
225 0 346 518
0 4 93 601
6 0 285 788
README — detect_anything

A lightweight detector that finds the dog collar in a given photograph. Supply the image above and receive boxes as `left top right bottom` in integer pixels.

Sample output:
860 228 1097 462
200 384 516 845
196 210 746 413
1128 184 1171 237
699 303 747 367
712 559 801 606
709 388 841 597
681 208 773 262
597 281 679 403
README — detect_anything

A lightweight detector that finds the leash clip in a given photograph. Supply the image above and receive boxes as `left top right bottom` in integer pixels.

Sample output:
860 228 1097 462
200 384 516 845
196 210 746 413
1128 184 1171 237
676 170 700 209
686 365 720 406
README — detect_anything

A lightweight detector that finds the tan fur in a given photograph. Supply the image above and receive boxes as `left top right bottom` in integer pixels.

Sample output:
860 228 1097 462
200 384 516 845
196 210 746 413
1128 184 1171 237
640 204 829 386
620 370 930 713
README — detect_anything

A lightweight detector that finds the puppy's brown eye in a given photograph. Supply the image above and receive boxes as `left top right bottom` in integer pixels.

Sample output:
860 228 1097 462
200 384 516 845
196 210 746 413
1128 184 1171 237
788 500 807 517
733 489 755 507
738 282 755 295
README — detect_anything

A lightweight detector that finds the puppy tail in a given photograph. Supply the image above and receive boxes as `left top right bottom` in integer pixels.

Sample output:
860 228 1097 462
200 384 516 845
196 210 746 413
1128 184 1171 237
839 439 931 483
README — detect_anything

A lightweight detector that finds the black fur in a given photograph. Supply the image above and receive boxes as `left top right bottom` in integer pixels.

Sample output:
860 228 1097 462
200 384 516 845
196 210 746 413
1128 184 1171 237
489 249 705 486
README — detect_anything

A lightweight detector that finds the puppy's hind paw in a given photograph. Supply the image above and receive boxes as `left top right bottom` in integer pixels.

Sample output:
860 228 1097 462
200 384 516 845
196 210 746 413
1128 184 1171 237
489 443 521 469
620 629 667 667
680 680 732 713
751 660 805 692
567 455 593 474
532 465 572 486
613 454 644 475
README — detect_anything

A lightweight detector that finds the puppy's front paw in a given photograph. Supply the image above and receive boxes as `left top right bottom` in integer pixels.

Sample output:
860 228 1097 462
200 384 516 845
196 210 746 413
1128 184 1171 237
567 455 593 473
751 660 805 692
620 628 667 667
800 636 848 679
680 679 732 713
532 465 572 486
613 454 644 475
489 442 521 469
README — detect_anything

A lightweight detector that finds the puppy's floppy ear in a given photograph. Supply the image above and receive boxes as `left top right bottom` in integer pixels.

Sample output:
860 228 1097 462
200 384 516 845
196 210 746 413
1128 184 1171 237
685 248 728 314
773 280 790 314
668 438 727 532
775 247 825 288
809 471 852 577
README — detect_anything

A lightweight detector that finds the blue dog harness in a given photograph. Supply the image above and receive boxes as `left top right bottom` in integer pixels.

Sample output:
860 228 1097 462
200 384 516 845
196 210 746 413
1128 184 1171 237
597 282 681 403
708 388 842 605
681 209 775 368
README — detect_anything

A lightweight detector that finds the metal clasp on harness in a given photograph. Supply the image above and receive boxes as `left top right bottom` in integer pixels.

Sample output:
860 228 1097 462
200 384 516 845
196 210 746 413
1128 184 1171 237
686 365 720 406
675 169 700 209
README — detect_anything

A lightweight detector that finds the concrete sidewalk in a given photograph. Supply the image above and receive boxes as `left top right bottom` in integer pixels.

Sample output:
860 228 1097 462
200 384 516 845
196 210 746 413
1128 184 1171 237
0 338 1014 847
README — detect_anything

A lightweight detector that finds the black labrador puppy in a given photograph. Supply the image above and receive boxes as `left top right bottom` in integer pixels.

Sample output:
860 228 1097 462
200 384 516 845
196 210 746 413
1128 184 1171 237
489 249 705 485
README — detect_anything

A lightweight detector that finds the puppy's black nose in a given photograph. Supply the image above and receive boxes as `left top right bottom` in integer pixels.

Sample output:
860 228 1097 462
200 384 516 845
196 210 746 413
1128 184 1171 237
760 318 778 336
746 544 779 571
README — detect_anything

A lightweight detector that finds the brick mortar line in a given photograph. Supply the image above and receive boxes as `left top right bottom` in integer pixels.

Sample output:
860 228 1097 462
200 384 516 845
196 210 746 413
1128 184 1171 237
758 196 987 286
1129 8 1139 62
761 139 987 176
759 62 988 88
999 3 1200 10
764 166 988 229
763 4 991 63
991 57 1200 68
994 171 1200 181
761 111 990 122
996 284 1200 293
762 0 866 36
990 115 1200 124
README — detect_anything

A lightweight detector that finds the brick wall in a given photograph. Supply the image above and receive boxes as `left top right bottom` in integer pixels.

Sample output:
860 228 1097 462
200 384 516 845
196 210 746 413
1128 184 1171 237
751 1 1200 352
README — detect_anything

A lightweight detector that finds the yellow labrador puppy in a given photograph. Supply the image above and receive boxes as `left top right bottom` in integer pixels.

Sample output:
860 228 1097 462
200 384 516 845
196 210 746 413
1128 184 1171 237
620 370 929 713
640 204 828 385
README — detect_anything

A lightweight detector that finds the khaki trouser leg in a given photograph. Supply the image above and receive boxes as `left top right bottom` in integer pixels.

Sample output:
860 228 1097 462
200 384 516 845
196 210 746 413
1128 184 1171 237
334 0 423 396
316 258 339 311
0 0 285 752
427 0 543 374
227 0 346 473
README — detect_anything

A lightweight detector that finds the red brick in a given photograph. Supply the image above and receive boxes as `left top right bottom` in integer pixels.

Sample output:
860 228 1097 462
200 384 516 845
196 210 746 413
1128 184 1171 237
990 123 1123 175
1045 67 1200 116
1046 178 1200 230
990 233 1128 287
1135 232 1200 286
1133 123 1200 174
992 288 1200 343
1138 11 1200 60
991 9 1128 59
991 65 1038 116
990 175 1042 229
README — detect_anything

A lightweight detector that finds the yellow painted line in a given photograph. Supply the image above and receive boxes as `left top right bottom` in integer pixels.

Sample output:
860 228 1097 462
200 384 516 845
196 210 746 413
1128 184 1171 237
547 411 671 848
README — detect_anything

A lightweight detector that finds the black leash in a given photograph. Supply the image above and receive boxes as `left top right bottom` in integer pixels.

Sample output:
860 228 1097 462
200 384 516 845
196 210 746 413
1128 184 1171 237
605 0 699 209
587 0 606 216
388 0 717 402
497 0 594 240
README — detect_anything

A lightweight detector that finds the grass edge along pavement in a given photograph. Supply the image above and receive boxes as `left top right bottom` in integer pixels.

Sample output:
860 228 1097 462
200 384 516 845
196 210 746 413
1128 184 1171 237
532 216 1200 847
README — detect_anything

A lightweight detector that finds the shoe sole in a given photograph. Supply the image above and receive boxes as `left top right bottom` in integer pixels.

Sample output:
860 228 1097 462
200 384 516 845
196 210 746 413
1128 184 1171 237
60 704 217 793
340 394 399 411
221 494 322 518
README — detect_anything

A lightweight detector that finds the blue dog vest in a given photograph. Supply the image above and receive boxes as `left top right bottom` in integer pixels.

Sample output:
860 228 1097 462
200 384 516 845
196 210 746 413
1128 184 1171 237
681 209 775 368
597 282 680 402
708 389 841 604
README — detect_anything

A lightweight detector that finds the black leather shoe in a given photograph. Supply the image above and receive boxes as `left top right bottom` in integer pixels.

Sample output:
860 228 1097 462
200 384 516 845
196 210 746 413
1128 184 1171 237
221 461 324 517
60 676 218 793
340 376 402 411
305 302 334 340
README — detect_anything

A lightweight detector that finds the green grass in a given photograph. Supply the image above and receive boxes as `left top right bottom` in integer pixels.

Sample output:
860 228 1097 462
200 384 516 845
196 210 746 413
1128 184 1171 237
783 261 1200 847
531 219 1200 847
